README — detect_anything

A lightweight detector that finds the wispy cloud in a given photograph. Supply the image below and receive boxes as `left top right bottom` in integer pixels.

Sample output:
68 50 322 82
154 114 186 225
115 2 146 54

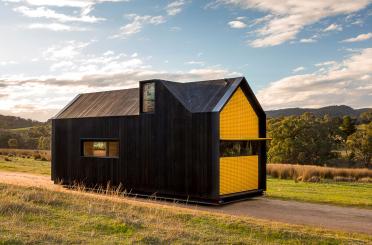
342 32 372 43
14 6 105 23
0 60 18 66
258 48 372 109
28 23 87 31
185 60 205 66
292 66 305 73
299 38 317 43
228 19 246 29
6 0 129 32
208 0 370 47
323 23 342 32
112 14 166 38
166 0 189 16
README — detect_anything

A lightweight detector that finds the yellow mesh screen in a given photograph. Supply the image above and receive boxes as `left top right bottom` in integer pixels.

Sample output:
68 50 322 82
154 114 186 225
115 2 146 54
220 156 258 195
220 87 258 140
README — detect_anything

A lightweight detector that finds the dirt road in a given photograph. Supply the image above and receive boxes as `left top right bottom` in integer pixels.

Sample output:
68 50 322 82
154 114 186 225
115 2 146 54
1 171 371 234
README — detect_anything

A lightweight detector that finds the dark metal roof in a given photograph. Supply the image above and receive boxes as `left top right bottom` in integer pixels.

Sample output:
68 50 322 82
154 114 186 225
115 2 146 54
55 88 139 119
54 77 245 119
161 78 238 112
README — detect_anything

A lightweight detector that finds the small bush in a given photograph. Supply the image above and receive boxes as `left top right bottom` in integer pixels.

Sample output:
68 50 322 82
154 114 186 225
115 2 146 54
4 157 12 162
306 176 321 183
33 153 41 160
358 177 372 183
333 176 356 182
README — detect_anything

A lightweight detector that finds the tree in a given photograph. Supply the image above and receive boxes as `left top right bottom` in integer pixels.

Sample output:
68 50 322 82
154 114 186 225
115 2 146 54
8 138 18 148
267 113 335 165
347 122 372 168
359 111 372 124
339 116 356 138
38 136 51 150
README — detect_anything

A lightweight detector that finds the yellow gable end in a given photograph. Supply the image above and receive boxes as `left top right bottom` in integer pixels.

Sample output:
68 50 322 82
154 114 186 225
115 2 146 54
220 87 259 140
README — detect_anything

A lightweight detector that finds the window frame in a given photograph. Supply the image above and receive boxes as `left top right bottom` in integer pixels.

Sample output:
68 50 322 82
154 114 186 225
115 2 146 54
80 138 120 159
140 81 156 114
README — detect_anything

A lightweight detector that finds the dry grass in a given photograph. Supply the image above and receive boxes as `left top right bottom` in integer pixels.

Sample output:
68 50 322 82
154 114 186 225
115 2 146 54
0 148 51 161
268 163 372 182
0 183 371 244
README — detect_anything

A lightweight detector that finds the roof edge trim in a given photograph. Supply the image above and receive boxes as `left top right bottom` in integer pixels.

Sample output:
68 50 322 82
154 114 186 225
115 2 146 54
211 77 243 112
52 94 81 119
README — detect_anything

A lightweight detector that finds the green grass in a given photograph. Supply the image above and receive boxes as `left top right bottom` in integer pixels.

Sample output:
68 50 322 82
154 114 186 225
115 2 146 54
267 178 372 208
0 156 50 176
0 183 371 244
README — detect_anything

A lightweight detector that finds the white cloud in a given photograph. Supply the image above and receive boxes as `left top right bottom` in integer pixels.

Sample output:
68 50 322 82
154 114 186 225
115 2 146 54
166 0 188 16
323 23 342 32
342 32 372 43
14 6 105 23
28 22 86 31
228 20 246 29
292 66 305 73
257 48 372 109
299 38 317 43
315 61 336 67
112 14 166 38
185 60 205 66
0 60 18 66
0 38 241 121
43 41 90 60
209 0 370 47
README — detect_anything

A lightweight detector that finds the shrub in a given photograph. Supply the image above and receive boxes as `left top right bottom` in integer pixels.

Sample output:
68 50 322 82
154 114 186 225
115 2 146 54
267 163 372 182
33 153 41 160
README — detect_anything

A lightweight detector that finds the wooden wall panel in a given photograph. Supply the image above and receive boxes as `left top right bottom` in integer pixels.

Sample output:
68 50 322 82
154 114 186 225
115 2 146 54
52 81 218 201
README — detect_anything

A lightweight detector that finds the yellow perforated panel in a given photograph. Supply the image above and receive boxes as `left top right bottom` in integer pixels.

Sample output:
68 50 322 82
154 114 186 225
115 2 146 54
220 156 258 195
220 87 258 140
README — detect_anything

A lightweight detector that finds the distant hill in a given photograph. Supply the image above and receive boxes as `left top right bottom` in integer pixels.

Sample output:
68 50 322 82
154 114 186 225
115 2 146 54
0 114 42 129
266 105 371 118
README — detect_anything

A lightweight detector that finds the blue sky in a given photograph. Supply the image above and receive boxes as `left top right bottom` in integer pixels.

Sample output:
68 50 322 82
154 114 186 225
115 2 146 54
0 0 371 121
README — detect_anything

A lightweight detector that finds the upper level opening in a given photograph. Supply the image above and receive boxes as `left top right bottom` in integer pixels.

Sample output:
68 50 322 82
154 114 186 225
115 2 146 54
141 81 155 113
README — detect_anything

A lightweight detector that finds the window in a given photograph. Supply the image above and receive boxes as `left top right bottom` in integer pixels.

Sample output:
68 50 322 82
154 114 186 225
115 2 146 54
82 140 119 158
220 140 260 157
142 82 155 113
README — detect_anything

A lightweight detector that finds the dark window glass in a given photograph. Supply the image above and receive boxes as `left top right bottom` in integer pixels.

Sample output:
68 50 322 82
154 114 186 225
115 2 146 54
220 140 260 157
82 140 119 158
142 82 155 113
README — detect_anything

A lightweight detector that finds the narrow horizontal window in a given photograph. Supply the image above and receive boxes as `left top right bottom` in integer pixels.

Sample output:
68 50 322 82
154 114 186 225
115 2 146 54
82 140 119 158
220 140 260 157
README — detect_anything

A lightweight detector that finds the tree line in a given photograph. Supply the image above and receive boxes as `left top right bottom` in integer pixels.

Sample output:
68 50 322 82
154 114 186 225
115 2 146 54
0 124 51 150
267 111 371 168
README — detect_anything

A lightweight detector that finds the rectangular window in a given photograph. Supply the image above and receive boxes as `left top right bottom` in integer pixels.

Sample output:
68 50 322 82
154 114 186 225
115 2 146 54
142 82 155 113
220 140 260 157
82 140 119 158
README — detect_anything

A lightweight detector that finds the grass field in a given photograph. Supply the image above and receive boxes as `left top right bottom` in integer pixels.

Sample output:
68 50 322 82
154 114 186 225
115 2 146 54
1 156 372 208
0 183 371 244
0 156 50 176
266 178 372 208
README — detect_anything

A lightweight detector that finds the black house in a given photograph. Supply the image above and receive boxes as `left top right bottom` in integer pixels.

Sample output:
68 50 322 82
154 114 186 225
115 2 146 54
52 77 268 204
